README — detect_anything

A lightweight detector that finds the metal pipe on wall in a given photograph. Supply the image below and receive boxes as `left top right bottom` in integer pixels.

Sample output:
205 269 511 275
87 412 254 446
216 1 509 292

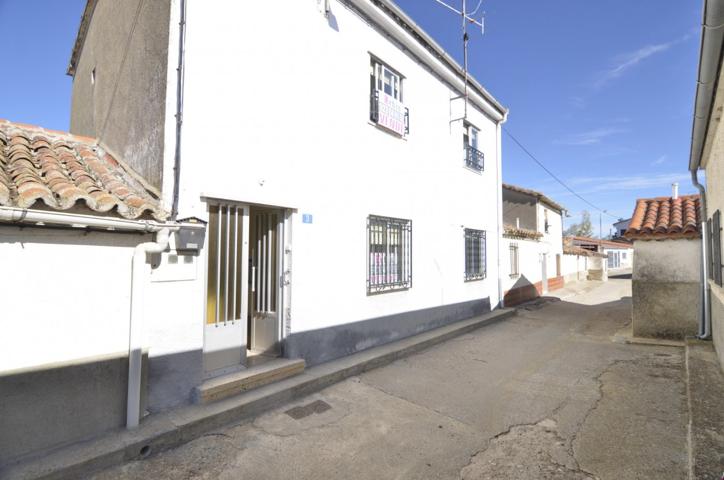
691 170 711 339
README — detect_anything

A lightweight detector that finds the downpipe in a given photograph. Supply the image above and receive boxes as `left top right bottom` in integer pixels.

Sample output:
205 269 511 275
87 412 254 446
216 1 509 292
690 169 711 339
126 227 173 429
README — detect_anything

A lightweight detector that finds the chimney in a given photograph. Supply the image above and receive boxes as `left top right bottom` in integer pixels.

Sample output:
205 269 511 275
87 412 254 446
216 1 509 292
516 217 520 229
672 182 679 199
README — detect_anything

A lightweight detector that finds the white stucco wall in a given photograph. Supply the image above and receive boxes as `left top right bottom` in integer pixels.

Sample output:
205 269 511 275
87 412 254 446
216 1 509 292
0 227 203 373
501 237 542 293
632 239 700 283
603 246 634 270
175 0 504 334
561 253 588 282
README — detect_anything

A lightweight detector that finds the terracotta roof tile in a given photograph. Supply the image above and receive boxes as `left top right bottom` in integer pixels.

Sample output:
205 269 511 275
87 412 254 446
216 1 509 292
624 195 701 240
0 119 167 221
503 183 566 213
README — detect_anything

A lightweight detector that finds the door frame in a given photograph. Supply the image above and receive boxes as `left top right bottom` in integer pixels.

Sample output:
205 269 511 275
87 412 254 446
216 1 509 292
202 200 250 377
201 199 293 377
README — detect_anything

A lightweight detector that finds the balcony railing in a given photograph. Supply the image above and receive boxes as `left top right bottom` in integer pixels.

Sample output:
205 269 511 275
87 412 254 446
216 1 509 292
465 144 484 171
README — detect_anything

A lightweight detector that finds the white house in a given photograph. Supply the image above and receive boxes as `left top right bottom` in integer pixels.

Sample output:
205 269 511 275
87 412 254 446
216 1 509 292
570 236 634 272
613 218 632 239
501 184 567 304
1 0 508 465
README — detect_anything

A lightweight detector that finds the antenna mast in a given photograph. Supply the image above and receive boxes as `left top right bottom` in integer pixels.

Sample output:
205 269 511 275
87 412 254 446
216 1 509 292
433 0 485 123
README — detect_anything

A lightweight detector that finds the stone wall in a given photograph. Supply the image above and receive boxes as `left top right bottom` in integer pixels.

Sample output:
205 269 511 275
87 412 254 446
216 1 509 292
632 238 701 339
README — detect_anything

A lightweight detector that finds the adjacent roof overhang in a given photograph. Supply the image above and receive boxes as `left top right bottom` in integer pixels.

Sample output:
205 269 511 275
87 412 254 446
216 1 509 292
66 0 98 76
503 224 543 240
502 183 565 213
689 0 724 170
0 119 167 221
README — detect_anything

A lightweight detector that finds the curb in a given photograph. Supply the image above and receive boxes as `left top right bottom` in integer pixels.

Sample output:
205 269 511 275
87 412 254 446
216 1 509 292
4 308 516 480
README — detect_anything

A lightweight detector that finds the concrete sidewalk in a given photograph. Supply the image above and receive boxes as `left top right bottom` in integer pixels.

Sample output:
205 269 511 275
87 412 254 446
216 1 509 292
84 275 723 480
2 308 515 480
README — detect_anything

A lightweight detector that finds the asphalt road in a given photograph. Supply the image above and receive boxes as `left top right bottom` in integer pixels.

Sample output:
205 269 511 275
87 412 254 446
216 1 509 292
91 274 691 480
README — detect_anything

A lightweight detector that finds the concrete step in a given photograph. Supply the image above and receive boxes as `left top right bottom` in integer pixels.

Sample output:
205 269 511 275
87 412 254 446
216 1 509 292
195 358 305 404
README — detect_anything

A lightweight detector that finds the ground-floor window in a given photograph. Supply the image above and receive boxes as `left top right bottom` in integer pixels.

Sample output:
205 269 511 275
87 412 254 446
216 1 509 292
509 243 519 277
464 229 486 281
367 215 412 293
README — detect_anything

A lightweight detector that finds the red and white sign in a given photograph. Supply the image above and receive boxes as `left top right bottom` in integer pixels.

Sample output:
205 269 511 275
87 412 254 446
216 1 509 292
376 91 406 136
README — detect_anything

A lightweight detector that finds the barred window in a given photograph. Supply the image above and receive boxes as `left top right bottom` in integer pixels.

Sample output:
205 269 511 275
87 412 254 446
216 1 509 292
509 243 519 277
367 215 412 294
465 229 486 281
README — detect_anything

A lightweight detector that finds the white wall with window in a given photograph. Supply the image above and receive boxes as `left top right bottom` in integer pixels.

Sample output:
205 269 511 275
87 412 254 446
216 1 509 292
172 0 506 348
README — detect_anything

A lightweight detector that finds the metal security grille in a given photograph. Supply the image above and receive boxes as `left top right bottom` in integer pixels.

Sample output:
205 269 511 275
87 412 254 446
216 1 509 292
464 144 484 171
713 210 722 286
367 215 412 293
206 204 244 325
510 243 519 277
465 229 486 281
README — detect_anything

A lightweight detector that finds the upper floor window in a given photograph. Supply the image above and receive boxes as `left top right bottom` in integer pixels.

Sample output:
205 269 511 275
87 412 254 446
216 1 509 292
463 123 484 171
370 58 409 137
544 209 550 233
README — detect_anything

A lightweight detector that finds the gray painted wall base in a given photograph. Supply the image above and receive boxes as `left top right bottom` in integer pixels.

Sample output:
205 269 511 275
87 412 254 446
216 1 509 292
632 280 699 339
0 353 147 466
284 297 491 366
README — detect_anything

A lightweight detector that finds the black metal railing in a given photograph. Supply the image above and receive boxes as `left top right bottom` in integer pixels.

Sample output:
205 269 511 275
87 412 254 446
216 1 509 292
465 144 484 171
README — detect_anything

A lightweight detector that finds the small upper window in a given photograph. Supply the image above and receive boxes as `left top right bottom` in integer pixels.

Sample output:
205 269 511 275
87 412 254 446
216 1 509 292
370 58 409 136
463 123 483 171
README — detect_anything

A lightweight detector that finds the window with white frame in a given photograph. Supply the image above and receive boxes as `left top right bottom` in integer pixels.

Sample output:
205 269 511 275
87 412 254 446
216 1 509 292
464 229 486 281
367 215 412 293
370 58 409 136
509 243 519 277
463 123 484 171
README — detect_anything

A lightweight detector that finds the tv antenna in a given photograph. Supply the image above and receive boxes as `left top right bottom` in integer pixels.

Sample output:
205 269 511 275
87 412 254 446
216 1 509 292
432 0 485 123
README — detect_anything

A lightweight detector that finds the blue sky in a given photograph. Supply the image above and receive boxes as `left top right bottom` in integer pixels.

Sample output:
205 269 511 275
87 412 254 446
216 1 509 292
0 0 702 235
395 0 702 234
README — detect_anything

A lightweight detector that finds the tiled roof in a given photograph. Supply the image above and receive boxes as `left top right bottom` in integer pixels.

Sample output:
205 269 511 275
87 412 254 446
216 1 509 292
624 195 701 240
503 183 565 213
503 224 543 240
563 244 606 258
570 236 633 249
0 119 166 221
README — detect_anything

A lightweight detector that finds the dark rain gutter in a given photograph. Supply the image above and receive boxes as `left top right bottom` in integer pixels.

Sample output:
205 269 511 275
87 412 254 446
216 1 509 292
171 0 187 220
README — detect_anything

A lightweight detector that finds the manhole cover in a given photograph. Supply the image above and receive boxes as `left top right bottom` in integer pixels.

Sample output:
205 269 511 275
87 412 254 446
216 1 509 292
285 399 332 420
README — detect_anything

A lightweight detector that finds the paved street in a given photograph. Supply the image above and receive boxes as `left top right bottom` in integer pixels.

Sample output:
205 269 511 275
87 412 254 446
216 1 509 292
92 275 694 480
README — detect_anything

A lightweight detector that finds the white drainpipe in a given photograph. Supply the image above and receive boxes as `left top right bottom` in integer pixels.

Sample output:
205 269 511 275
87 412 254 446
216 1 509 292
0 206 181 428
126 228 172 428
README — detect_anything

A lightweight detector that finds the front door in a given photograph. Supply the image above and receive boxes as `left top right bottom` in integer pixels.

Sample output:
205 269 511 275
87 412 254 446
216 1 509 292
204 203 250 375
541 253 548 294
249 208 283 355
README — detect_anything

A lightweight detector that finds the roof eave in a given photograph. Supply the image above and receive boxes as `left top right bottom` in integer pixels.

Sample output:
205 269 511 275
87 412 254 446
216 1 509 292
373 0 508 118
689 0 724 170
66 0 98 77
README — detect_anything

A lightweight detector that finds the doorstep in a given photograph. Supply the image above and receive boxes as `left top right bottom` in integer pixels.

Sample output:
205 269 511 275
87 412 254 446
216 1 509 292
194 358 306 404
2 307 515 480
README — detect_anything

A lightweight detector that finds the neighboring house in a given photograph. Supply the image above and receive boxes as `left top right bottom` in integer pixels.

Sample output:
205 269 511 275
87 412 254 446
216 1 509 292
689 0 724 370
624 194 702 339
570 235 633 272
612 218 631 239
501 184 569 305
0 119 204 465
1 0 510 465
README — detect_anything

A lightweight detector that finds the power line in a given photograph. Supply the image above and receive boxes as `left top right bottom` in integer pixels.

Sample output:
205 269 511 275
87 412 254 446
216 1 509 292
503 127 620 220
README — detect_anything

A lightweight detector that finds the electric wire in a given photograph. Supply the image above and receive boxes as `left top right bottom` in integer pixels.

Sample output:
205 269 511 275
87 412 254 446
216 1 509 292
503 127 619 220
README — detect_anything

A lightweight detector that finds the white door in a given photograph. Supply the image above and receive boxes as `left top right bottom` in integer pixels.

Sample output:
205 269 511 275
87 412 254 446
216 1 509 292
541 253 548 294
203 203 250 376
249 208 283 355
